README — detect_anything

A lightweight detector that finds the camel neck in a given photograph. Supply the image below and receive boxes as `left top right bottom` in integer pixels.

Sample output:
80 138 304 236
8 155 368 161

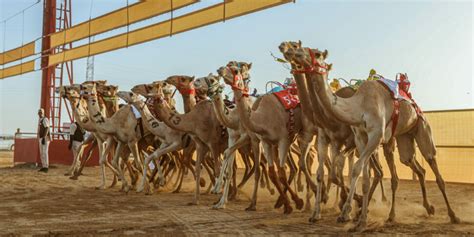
153 99 194 133
211 93 238 130
181 94 196 113
86 95 116 134
307 72 360 126
133 100 163 137
233 88 263 134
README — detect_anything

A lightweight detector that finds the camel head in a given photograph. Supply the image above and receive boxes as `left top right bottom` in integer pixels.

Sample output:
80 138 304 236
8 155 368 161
165 75 195 95
80 82 98 99
131 83 155 97
284 46 332 75
58 85 81 100
226 61 252 81
193 73 223 98
217 64 248 94
117 91 142 104
96 84 119 103
279 41 302 63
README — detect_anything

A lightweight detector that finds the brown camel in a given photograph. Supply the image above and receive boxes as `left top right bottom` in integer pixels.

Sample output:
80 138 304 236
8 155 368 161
193 73 275 210
284 44 459 230
279 41 387 222
146 77 226 205
81 83 149 192
117 89 200 194
217 63 306 214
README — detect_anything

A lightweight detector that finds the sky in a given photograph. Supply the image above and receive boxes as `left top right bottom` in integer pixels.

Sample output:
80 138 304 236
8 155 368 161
0 0 473 135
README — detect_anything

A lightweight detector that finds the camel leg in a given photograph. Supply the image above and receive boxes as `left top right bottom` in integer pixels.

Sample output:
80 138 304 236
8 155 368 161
263 142 292 214
110 142 129 192
138 143 179 193
414 121 460 223
212 150 236 209
338 126 383 231
72 140 97 179
212 132 242 194
382 141 398 223
310 133 330 222
246 138 262 211
95 139 108 190
190 141 207 205
278 140 304 210
397 134 436 215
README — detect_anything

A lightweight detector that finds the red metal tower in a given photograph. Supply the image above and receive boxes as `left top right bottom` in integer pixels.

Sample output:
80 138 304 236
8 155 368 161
40 0 74 139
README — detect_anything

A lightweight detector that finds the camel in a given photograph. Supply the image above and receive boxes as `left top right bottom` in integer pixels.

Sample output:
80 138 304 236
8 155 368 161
283 44 459 230
81 82 150 192
193 73 276 210
145 77 227 205
58 83 121 188
216 62 308 214
279 41 387 222
117 89 199 194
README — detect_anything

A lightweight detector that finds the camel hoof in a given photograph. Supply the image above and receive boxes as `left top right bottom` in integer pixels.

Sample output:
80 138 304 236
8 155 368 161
283 205 293 215
450 216 461 224
136 186 144 193
95 185 106 190
349 221 366 232
245 205 256 212
337 215 351 223
212 204 225 210
322 193 329 204
426 205 435 215
309 216 321 223
64 173 71 176
274 195 285 209
172 189 180 194
69 176 78 180
199 178 206 187
294 198 304 210
187 202 198 206
386 217 395 223
297 183 304 192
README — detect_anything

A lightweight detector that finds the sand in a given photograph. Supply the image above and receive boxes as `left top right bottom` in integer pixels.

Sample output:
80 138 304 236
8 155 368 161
0 151 473 236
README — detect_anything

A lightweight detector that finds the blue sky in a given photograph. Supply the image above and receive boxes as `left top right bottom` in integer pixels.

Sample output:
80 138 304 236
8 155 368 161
0 0 472 134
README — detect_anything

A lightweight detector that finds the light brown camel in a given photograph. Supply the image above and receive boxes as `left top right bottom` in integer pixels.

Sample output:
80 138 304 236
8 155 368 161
217 63 307 214
279 41 387 222
193 73 276 210
81 83 149 192
117 89 199 194
284 44 459 230
58 84 121 188
146 77 227 205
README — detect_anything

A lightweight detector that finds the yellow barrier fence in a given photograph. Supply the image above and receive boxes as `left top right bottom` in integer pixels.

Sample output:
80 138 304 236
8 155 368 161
0 60 35 79
48 0 292 67
49 0 198 48
0 42 36 65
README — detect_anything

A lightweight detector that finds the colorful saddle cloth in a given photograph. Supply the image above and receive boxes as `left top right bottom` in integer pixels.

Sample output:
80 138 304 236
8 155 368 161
273 89 300 110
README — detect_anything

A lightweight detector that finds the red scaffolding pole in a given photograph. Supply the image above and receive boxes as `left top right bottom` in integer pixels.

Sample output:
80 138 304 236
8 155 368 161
40 0 74 140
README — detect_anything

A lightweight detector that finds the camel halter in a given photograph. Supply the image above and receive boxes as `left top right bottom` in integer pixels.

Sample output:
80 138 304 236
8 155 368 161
174 78 196 96
226 66 249 97
290 48 328 75
205 77 222 97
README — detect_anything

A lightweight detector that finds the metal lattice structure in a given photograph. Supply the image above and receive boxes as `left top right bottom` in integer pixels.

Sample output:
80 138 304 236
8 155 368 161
40 0 74 139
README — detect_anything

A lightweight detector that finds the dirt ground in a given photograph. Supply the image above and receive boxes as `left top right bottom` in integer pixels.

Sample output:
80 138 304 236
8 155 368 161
0 151 473 236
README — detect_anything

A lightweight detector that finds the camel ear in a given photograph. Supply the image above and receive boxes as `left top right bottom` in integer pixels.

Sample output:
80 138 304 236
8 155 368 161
327 63 333 71
297 40 302 47
208 73 213 77
247 63 252 70
322 50 329 59
190 76 195 81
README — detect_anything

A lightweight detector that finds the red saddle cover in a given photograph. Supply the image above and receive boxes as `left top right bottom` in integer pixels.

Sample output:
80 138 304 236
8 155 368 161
273 89 300 110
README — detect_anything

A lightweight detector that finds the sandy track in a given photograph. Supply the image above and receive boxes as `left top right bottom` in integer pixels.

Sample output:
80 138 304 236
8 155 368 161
0 151 473 236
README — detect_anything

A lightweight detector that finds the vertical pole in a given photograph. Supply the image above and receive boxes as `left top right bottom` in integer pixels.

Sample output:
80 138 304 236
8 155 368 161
40 0 56 120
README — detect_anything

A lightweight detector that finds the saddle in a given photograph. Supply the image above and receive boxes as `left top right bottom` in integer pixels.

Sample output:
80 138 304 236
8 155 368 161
376 78 424 138
273 89 300 110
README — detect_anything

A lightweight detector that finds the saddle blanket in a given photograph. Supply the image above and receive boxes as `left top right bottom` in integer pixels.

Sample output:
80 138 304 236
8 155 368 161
378 78 412 102
273 89 300 110
131 105 142 119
